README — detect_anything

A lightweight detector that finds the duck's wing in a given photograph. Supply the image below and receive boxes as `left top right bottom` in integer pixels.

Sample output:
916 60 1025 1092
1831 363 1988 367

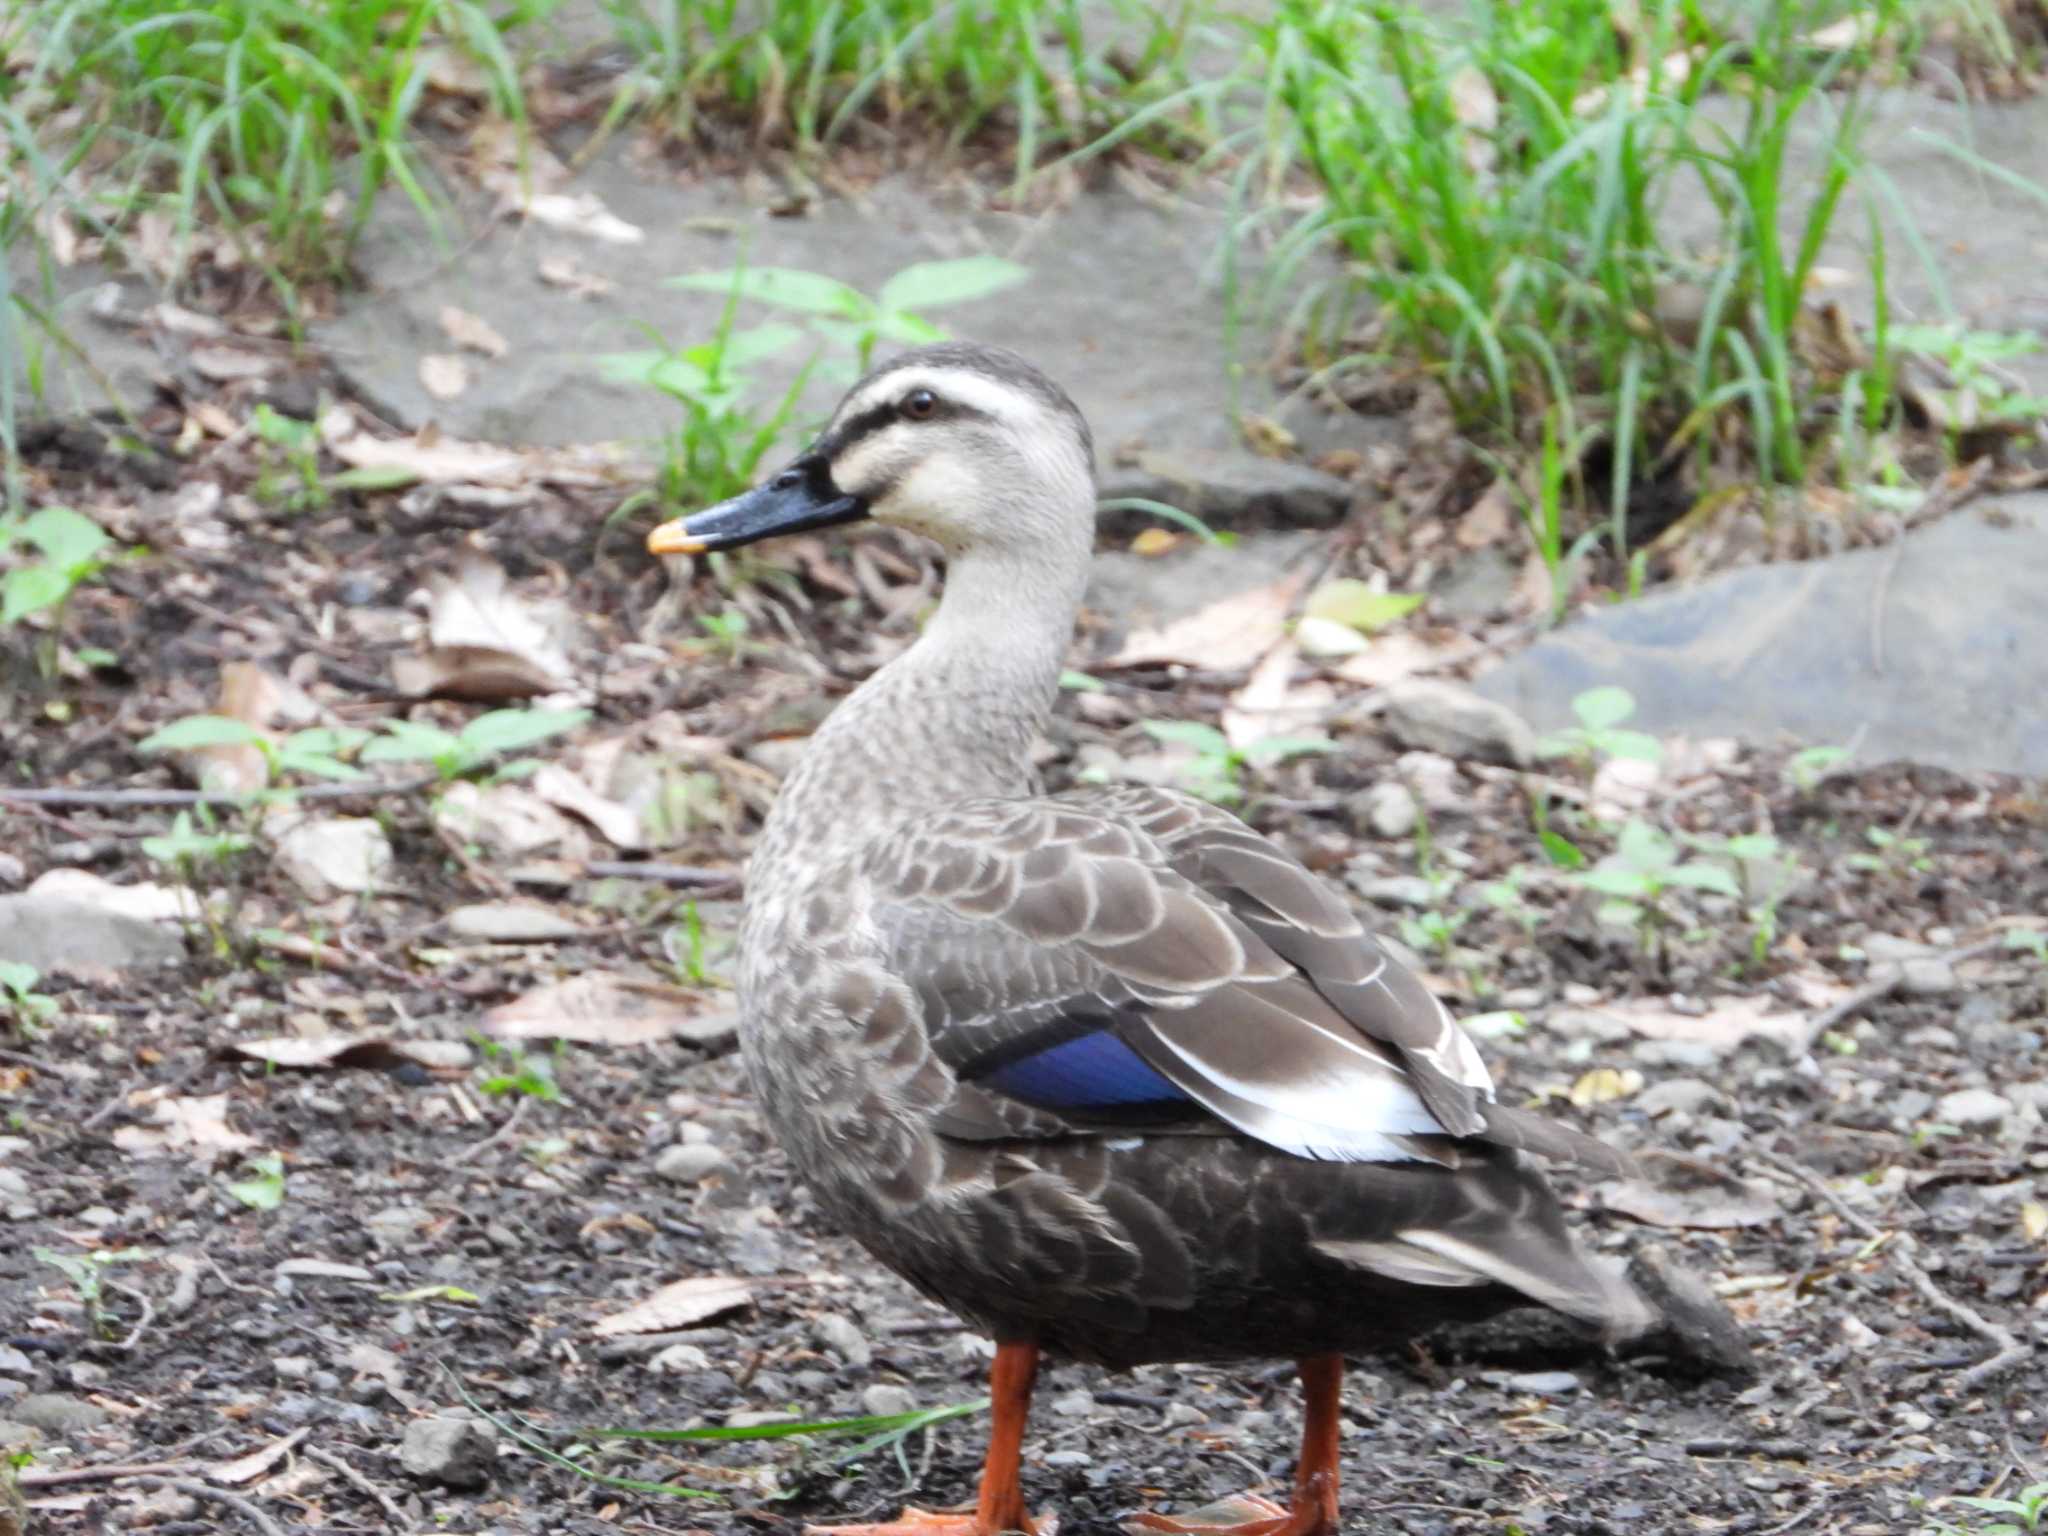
861 790 1628 1175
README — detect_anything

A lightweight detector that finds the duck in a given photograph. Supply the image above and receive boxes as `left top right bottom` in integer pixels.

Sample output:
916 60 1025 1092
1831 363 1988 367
647 342 1650 1536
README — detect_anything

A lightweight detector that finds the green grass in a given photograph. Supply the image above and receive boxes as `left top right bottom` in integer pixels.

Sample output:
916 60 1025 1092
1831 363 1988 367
0 0 540 296
1246 0 1934 553
591 0 1213 184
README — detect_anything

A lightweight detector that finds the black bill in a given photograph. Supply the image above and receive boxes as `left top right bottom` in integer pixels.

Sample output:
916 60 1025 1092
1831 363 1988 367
647 460 867 555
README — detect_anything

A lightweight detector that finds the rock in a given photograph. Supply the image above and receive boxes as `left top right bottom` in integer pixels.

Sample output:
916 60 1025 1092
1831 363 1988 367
651 1344 711 1373
1347 873 1435 909
0 1420 39 1453
1101 449 1353 531
725 1409 801 1428
654 1143 728 1184
1898 958 1958 997
11 1393 107 1433
1472 495 2048 775
274 817 393 899
0 894 184 978
1504 1371 1581 1395
446 902 584 942
1349 781 1419 839
1937 1088 2013 1131
0 853 23 888
0 1346 30 1377
1043 1449 1094 1469
814 1314 873 1370
1382 680 1536 767
400 1414 497 1489
861 1385 917 1417
1050 1390 1096 1418
1635 1078 1729 1118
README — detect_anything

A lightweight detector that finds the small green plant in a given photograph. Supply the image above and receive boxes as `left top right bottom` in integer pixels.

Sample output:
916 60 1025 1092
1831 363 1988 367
0 961 58 1034
141 808 256 875
1683 830 1799 972
1785 744 1851 793
140 714 371 787
1931 1481 2048 1535
1890 326 2048 445
249 405 327 513
670 257 1029 375
1848 825 1934 881
33 1245 148 1338
694 607 751 662
225 1152 287 1212
2004 927 2048 965
1476 865 1541 939
475 1038 565 1103
1579 818 1741 960
665 902 714 986
1 505 124 675
1536 687 1661 775
360 707 590 784
1139 719 1332 807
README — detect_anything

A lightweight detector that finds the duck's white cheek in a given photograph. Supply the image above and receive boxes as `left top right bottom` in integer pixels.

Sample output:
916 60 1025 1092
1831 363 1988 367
883 456 988 542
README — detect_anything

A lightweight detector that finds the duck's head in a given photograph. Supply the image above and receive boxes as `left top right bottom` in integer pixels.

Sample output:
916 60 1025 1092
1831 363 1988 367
647 342 1095 562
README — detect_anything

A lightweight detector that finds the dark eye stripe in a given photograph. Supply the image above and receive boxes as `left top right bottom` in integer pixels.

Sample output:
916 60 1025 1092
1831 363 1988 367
818 391 991 460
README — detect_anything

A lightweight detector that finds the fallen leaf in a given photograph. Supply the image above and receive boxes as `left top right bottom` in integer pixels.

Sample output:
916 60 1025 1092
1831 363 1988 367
112 1094 258 1158
538 255 615 298
484 973 719 1047
514 190 645 245
1220 641 1334 752
1456 480 1516 549
1333 631 1474 688
327 430 528 487
208 1428 310 1487
531 764 644 850
1550 995 1808 1054
394 554 578 701
218 1035 472 1076
1304 580 1425 634
593 1275 755 1336
438 304 508 358
1569 1066 1643 1106
1600 1179 1780 1230
420 353 470 400
1130 528 1180 557
1106 570 1307 672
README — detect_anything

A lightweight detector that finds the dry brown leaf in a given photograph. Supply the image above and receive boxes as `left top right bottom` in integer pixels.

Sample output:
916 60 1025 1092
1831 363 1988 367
209 1428 310 1487
531 764 644 850
438 305 509 358
420 353 470 400
217 1035 472 1076
1554 995 1807 1053
1106 570 1307 672
594 1275 755 1336
112 1093 258 1158
1220 641 1333 752
184 661 304 792
188 344 279 382
537 255 615 298
328 430 528 487
1333 631 1473 688
514 190 644 245
1600 1179 1780 1230
484 973 717 1047
394 554 578 701
1456 480 1516 549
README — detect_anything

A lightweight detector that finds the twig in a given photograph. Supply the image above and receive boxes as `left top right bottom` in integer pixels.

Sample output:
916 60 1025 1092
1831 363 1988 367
0 774 438 809
304 1444 412 1529
447 1094 530 1167
17 1461 191 1489
1799 934 2010 1049
1753 1149 2030 1390
582 861 742 891
133 1477 287 1536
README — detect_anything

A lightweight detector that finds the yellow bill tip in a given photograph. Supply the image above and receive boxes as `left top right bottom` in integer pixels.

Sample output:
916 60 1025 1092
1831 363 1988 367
647 522 706 556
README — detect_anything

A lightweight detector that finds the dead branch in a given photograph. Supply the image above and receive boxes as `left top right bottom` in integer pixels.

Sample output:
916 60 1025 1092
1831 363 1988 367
0 774 439 809
1799 935 2011 1050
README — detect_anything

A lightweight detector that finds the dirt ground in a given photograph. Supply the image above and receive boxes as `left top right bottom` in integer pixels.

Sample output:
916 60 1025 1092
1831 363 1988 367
3 343 2047 1536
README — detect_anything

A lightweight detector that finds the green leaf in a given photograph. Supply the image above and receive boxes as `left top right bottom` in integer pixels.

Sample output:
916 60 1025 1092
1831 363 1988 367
1242 734 1335 763
1538 829 1586 868
360 721 464 764
667 268 871 320
1058 670 1105 692
1141 719 1231 756
1666 863 1742 897
139 716 265 754
2 565 73 624
1304 580 1426 633
379 1284 479 1304
878 257 1029 314
1570 685 1636 732
1581 867 1652 898
459 708 590 759
1614 818 1676 870
19 506 110 572
1595 897 1645 928
225 1154 286 1211
325 465 420 493
0 960 41 995
872 310 950 347
1599 728 1664 763
717 323 806 371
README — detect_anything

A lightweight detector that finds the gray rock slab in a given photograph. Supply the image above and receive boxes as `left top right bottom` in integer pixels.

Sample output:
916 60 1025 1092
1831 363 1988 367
1474 496 2048 775
0 894 185 978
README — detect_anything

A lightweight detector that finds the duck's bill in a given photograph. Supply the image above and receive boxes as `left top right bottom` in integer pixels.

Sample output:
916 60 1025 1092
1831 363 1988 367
646 475 867 556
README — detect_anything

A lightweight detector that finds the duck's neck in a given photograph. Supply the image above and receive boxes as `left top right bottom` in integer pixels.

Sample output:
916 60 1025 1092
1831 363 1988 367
756 530 1092 874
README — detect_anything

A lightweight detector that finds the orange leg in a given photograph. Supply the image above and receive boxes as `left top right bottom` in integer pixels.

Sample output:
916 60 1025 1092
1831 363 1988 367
806 1340 1053 1536
1124 1354 1344 1536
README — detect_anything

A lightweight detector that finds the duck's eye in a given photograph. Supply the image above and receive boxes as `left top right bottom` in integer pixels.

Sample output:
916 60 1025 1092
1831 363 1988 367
901 388 939 421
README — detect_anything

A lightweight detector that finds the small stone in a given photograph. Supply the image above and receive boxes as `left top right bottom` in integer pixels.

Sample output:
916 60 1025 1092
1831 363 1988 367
1895 1406 1934 1433
1898 958 1958 997
1044 1449 1093 1469
1504 1371 1580 1395
0 852 24 887
1937 1088 2013 1131
0 1345 31 1377
1635 1078 1727 1118
1164 1402 1209 1427
814 1314 873 1370
1382 680 1537 767
0 1420 41 1452
862 1385 917 1418
650 1344 711 1373
400 1414 497 1489
726 1409 801 1428
446 902 584 942
274 817 393 899
11 1393 107 1433
654 1143 728 1184
1349 874 1435 909
0 893 184 978
272 1356 312 1381
1051 1390 1096 1418
1349 781 1419 840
